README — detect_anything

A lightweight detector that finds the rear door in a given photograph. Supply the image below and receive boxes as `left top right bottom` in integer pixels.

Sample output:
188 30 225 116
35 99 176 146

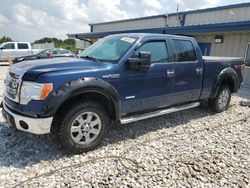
119 39 175 115
171 39 203 104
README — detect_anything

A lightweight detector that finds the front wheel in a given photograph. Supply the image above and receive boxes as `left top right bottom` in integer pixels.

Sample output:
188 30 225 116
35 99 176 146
209 85 231 113
58 101 109 153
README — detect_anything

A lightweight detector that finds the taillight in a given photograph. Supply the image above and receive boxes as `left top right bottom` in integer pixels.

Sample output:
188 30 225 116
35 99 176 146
234 64 245 75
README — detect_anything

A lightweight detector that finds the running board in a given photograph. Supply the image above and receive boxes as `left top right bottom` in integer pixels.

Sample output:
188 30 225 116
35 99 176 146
120 102 200 124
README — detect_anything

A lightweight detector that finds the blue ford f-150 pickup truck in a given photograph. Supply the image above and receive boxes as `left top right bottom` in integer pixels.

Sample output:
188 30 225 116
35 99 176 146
1 33 245 153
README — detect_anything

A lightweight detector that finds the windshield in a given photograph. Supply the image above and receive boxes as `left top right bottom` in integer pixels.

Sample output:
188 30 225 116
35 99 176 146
79 35 138 63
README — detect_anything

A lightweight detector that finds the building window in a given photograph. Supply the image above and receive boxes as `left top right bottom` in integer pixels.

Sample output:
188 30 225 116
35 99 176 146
245 43 250 67
172 40 197 62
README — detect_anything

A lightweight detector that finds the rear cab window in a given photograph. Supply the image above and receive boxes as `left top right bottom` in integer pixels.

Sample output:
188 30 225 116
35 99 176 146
172 39 197 62
17 43 29 49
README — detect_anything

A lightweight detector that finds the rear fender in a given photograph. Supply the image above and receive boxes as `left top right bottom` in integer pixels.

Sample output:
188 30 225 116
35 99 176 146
210 67 239 98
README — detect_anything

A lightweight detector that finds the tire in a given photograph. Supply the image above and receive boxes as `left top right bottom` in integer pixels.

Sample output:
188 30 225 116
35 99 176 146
58 100 109 154
208 84 231 113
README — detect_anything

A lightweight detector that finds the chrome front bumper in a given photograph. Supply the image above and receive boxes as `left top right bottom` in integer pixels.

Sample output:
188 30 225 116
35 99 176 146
2 102 53 135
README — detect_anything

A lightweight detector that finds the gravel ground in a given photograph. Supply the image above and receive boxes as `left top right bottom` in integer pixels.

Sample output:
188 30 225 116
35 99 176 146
0 66 249 187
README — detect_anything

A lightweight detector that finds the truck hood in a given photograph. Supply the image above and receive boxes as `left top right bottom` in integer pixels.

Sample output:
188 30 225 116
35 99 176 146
13 57 114 80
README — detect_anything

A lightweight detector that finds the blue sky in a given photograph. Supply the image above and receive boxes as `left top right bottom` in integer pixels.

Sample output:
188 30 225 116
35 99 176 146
0 0 249 42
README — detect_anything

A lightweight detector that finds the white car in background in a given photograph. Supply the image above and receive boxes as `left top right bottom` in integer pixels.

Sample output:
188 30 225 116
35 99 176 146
0 42 32 62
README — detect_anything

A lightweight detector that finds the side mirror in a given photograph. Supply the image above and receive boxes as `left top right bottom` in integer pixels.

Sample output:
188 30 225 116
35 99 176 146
126 51 151 71
0 47 5 50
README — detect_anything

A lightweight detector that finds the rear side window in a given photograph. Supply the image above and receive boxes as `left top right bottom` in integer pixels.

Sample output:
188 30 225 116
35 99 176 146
3 43 15 49
60 49 69 54
173 40 197 62
135 41 169 63
17 43 29 49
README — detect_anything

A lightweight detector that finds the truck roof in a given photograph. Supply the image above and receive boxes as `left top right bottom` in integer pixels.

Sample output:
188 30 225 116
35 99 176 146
1 41 31 44
109 33 195 40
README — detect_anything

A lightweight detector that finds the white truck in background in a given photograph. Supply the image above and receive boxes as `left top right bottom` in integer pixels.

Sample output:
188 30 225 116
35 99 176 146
0 42 32 62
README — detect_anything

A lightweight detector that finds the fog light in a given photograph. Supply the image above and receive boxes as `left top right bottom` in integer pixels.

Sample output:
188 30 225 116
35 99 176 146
19 121 29 130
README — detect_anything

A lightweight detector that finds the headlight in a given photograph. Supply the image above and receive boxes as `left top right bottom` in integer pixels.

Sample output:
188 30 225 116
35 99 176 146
20 81 53 104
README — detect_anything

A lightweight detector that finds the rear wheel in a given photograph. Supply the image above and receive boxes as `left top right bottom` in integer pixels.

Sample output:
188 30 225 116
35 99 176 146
58 101 109 153
209 85 231 113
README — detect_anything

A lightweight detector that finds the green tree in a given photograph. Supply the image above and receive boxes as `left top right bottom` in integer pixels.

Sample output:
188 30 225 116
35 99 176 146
33 37 76 52
0 36 12 44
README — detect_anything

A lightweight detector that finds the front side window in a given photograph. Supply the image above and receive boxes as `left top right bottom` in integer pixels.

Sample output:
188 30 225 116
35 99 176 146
245 44 250 66
173 40 197 62
17 43 29 49
2 43 15 49
38 49 50 58
134 41 169 63
79 35 138 63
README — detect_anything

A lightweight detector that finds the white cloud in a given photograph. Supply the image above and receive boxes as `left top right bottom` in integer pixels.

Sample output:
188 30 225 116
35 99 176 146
143 9 160 16
52 0 88 21
0 14 9 27
176 0 222 11
8 1 90 40
0 0 248 41
203 0 221 8
125 0 136 7
86 0 130 22
13 4 35 26
142 0 162 9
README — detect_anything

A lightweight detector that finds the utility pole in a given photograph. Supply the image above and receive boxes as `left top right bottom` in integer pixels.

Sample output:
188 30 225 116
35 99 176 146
177 3 180 14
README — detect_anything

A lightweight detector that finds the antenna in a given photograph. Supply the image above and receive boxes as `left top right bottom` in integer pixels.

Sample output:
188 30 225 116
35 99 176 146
165 11 168 27
177 3 180 14
176 2 182 23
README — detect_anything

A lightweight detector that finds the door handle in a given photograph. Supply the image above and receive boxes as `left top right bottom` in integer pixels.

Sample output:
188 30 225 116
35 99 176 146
167 69 175 77
196 67 203 75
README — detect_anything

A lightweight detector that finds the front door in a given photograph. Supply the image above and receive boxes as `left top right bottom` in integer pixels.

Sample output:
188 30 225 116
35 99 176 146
119 40 175 116
0 42 16 61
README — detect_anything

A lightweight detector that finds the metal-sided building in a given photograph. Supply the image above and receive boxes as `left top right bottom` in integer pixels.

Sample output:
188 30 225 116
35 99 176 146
68 2 250 86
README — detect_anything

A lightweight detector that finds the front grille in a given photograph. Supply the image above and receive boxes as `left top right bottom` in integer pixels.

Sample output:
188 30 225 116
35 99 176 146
5 72 20 101
4 67 26 103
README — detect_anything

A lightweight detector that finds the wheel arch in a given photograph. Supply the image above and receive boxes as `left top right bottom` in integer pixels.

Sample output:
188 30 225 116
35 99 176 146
41 77 121 132
55 87 120 120
210 67 239 98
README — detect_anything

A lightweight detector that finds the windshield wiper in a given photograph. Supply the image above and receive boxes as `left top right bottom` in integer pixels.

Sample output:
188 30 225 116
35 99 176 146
80 55 99 62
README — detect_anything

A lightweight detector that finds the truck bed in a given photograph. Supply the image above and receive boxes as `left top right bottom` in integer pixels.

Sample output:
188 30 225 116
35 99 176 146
201 56 245 100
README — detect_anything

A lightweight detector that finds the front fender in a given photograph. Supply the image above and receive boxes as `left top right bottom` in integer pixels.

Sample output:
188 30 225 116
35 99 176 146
210 67 239 98
41 77 121 119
